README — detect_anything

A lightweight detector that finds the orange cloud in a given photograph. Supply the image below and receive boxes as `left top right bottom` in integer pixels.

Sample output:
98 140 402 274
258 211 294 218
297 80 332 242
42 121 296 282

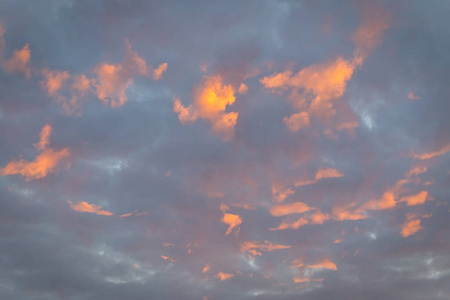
362 190 396 210
414 143 450 160
222 212 242 236
332 203 366 221
291 258 304 269
2 44 31 78
315 168 344 180
400 213 423 237
215 272 234 281
271 183 295 203
153 62 167 80
237 83 248 95
40 69 70 95
202 264 211 273
161 255 177 263
173 75 238 141
261 5 390 133
307 258 337 271
34 124 52 150
261 57 356 132
240 240 291 257
269 202 311 217
94 41 167 107
352 3 391 64
1 148 70 180
68 200 113 216
407 92 420 100
270 217 309 231
399 191 429 206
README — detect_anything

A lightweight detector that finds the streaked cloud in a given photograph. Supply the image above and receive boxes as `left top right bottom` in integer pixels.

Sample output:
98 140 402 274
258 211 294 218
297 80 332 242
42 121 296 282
400 213 423 237
68 200 113 216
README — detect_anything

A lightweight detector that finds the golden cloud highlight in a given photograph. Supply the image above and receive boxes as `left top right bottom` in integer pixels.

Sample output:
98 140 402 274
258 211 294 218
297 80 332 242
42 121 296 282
414 143 450 160
1 124 70 180
307 258 337 271
222 212 242 236
240 240 291 257
269 202 311 217
400 213 423 237
173 75 238 141
2 44 31 78
215 272 234 281
68 201 113 216
33 124 52 150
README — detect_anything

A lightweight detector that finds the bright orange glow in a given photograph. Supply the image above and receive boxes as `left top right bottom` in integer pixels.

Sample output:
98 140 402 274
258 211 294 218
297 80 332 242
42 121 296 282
400 214 423 237
67 200 113 216
307 258 337 270
222 212 242 236
400 191 428 206
1 148 70 180
269 202 311 217
270 217 309 231
173 75 238 141
202 264 211 273
362 190 396 210
240 240 291 257
34 124 52 150
215 272 234 281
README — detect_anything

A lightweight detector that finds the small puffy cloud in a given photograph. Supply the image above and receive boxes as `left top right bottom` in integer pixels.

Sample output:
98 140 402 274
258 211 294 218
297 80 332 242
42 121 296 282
40 69 70 96
399 191 429 206
68 201 113 216
1 124 69 180
237 83 248 94
269 202 311 217
222 212 242 236
413 143 450 160
173 75 238 141
34 124 52 150
240 240 291 257
161 255 177 263
202 264 211 273
332 203 366 221
270 217 309 231
2 44 31 78
153 62 167 80
94 41 167 107
307 258 337 271
315 168 344 180
362 190 397 210
215 272 234 281
400 213 423 237
283 112 310 132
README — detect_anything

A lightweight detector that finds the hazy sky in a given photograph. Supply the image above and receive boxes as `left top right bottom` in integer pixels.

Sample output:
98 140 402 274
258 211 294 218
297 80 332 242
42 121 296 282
1 1 449 299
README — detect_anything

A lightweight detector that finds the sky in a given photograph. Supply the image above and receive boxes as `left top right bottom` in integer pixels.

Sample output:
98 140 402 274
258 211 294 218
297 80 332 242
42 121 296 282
0 0 449 299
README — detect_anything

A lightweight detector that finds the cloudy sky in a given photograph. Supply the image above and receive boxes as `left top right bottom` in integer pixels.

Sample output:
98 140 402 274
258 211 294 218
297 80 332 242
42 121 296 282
0 0 449 299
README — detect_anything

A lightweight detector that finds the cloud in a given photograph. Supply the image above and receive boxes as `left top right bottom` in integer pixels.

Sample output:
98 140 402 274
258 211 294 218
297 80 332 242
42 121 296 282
1 148 70 180
307 258 337 271
1 124 69 180
33 124 52 150
173 75 238 141
399 191 429 206
315 168 344 180
240 240 291 257
407 92 420 100
202 264 211 273
68 201 113 216
269 202 311 217
222 212 242 236
400 213 423 237
94 41 167 107
215 272 234 281
260 4 390 133
40 69 70 96
413 143 450 160
2 44 31 78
